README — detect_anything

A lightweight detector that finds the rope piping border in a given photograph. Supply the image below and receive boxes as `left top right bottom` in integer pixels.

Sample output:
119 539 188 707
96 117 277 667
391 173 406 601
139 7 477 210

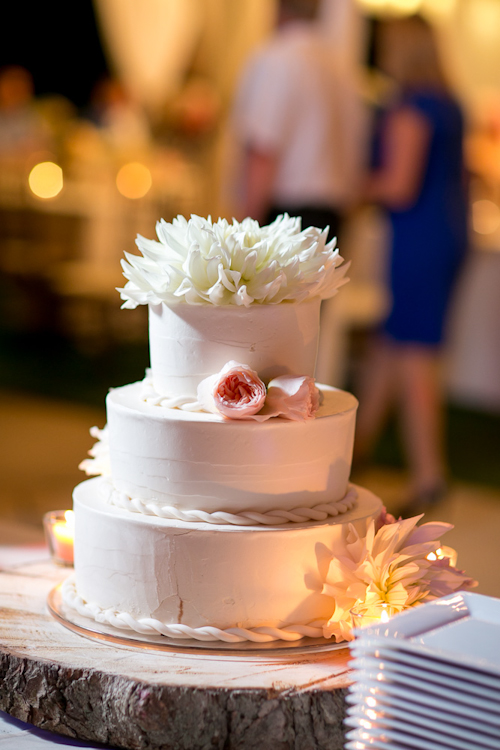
100 481 358 526
61 577 327 643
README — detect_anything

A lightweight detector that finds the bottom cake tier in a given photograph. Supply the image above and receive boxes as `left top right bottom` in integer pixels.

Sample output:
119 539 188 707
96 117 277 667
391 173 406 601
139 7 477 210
67 477 382 642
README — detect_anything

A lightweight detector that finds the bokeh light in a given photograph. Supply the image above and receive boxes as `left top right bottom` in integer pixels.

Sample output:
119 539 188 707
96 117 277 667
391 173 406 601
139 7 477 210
356 0 421 14
116 162 152 199
472 199 500 234
28 161 64 199
465 0 500 43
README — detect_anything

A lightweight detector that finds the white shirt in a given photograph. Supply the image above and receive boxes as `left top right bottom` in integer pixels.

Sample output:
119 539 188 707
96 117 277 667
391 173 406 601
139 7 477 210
232 21 364 210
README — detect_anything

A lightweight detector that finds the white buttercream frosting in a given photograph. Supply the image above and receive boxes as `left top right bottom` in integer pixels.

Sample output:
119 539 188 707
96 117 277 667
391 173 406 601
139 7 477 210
70 477 382 639
119 214 348 309
104 381 358 514
148 297 321 399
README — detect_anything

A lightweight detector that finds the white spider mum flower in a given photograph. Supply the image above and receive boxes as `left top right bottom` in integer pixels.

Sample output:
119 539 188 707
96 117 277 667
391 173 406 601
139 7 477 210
118 214 349 308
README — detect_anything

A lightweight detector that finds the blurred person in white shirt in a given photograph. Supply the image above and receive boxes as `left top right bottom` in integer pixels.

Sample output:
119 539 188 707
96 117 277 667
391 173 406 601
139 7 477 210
229 0 366 240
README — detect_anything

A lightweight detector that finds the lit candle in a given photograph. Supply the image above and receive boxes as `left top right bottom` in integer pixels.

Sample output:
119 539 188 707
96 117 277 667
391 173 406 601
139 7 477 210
43 510 74 566
351 602 397 629
426 545 458 567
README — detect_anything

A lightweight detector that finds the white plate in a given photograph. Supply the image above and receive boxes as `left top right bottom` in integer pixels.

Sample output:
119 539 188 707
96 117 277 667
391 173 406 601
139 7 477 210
349 655 500 701
349 643 500 691
346 701 500 748
346 724 469 750
345 739 411 750
349 667 500 713
345 737 411 750
346 688 500 737
345 714 489 750
346 678 500 727
352 592 500 677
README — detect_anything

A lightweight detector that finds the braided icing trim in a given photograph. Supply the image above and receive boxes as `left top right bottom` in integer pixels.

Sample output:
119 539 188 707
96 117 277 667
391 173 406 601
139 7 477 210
100 479 358 526
61 577 326 643
141 379 204 412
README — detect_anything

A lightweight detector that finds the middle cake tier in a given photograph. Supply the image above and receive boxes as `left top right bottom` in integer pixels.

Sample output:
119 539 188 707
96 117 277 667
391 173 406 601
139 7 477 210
104 382 358 515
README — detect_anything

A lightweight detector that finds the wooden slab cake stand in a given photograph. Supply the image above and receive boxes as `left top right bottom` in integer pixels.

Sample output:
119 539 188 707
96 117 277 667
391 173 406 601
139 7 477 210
0 560 354 750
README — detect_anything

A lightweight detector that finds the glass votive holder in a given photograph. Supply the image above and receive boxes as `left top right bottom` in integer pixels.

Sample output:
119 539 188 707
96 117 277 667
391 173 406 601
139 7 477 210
351 602 398 630
43 510 74 566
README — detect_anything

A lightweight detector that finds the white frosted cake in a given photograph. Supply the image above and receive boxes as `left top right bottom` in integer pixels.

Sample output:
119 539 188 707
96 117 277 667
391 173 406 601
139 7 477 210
64 215 386 644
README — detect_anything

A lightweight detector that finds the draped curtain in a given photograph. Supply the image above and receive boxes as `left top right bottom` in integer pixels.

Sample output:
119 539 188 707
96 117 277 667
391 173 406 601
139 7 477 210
92 0 205 116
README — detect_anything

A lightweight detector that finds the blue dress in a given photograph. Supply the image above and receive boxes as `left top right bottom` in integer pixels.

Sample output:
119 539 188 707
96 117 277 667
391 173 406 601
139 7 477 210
378 90 468 345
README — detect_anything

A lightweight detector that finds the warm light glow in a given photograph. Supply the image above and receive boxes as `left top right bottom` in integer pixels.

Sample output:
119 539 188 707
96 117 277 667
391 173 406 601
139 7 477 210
356 0 457 15
441 545 458 567
28 162 63 199
53 522 73 544
427 545 458 567
53 511 74 544
393 0 421 11
351 600 395 628
366 709 378 721
355 0 421 13
356 0 387 9
366 697 377 708
465 0 500 43
44 509 74 565
472 199 500 235
360 719 372 729
116 162 152 199
423 0 456 19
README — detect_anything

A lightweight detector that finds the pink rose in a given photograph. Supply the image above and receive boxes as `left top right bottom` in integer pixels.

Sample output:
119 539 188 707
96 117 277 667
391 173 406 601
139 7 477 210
197 365 322 421
263 375 320 421
197 361 266 419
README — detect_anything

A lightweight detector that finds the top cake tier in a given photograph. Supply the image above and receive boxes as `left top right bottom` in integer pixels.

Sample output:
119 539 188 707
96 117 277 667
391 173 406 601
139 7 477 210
118 214 348 398
149 298 321 399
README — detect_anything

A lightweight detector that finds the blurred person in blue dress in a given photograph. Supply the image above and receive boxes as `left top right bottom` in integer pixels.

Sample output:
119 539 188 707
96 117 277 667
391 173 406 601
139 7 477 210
354 15 469 513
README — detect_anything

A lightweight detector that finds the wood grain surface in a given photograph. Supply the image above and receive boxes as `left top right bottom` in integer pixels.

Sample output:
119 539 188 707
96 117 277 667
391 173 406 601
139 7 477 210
0 560 353 750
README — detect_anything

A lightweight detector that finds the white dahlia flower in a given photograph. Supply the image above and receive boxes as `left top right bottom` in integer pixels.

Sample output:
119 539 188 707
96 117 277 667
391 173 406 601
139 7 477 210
118 214 349 307
79 426 110 477
322 513 477 643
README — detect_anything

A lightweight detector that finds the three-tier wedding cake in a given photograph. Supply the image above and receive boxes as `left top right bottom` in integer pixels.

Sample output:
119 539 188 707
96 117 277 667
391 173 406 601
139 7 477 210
63 215 474 644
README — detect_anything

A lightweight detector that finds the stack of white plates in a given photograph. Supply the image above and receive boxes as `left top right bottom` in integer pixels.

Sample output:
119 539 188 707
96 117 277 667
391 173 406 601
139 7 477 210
345 592 500 750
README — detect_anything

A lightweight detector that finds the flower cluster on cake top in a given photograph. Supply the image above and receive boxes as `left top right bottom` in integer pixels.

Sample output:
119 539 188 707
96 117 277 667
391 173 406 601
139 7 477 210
118 214 348 308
